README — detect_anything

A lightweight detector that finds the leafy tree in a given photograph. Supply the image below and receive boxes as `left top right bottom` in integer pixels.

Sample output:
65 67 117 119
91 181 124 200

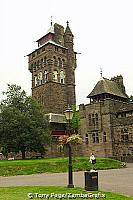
0 84 51 159
71 105 80 134
130 95 133 102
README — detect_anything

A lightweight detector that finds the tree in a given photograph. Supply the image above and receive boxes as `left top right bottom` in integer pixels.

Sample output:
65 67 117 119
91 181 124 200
71 105 80 134
0 84 51 159
130 95 133 102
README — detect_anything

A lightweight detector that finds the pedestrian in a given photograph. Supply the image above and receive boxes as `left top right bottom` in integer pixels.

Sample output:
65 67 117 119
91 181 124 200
89 153 96 170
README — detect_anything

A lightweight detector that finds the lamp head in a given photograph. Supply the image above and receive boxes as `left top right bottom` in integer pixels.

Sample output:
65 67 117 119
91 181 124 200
64 105 73 121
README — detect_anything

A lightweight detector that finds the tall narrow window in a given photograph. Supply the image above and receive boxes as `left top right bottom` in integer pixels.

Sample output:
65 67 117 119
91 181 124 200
62 59 65 68
44 70 48 83
57 58 60 67
95 113 98 127
60 70 65 84
88 114 91 126
53 70 58 82
103 132 107 142
53 56 56 66
41 58 43 66
37 60 40 69
38 71 42 85
44 57 47 65
92 114 95 126
92 132 99 143
96 132 99 143
34 75 38 86
92 133 95 143
85 133 89 144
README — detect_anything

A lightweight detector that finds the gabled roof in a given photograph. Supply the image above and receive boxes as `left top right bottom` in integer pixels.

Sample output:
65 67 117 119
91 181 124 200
87 78 128 99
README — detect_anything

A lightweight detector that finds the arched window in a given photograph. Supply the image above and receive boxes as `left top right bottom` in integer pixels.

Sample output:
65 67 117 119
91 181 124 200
41 58 43 66
92 133 95 143
57 58 60 67
92 132 99 143
95 113 98 127
103 132 107 142
37 71 43 85
96 132 99 143
44 57 47 65
53 56 56 66
60 70 65 84
53 70 58 82
85 133 89 144
62 59 65 68
34 62 36 69
88 114 91 126
92 114 95 126
44 70 48 83
34 75 37 86
37 60 40 69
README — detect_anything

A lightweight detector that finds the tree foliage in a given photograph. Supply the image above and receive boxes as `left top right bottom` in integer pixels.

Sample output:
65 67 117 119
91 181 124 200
130 95 133 102
0 84 51 159
71 105 80 134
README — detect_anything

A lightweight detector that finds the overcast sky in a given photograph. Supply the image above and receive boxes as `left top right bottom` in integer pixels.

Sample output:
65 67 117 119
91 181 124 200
1 0 133 106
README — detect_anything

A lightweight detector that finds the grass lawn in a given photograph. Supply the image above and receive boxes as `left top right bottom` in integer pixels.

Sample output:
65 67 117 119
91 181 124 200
0 157 122 176
0 186 132 200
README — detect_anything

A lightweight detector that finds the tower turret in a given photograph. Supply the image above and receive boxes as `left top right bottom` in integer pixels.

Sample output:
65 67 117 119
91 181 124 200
27 21 77 112
64 21 76 106
64 21 74 50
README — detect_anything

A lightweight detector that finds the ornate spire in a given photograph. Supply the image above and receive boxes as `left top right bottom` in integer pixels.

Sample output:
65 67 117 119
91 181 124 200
46 16 54 34
64 20 73 35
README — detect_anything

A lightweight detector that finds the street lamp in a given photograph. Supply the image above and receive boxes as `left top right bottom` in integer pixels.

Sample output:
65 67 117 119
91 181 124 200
64 105 74 188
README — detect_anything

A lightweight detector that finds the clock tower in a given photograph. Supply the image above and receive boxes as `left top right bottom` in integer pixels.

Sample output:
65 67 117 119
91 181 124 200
27 21 77 136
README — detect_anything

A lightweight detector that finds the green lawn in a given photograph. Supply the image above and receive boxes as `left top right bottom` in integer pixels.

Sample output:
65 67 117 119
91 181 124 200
0 157 122 176
0 186 132 200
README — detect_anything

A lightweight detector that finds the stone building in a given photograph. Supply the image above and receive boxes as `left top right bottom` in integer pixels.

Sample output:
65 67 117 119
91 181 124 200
79 75 133 161
27 21 77 141
27 21 133 160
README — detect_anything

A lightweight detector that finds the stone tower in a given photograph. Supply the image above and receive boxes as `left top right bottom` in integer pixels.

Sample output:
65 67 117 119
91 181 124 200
27 21 77 115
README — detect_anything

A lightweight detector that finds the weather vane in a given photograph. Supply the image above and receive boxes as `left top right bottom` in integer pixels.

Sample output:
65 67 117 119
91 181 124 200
51 16 53 26
100 67 103 79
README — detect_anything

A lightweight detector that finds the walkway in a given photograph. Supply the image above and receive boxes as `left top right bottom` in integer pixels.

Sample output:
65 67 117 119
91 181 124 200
0 163 133 196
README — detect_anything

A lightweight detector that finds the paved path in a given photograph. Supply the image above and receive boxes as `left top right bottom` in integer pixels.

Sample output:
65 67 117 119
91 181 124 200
0 163 133 197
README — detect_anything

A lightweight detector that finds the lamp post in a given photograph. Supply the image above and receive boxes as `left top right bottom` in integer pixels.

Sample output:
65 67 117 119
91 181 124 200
64 105 74 188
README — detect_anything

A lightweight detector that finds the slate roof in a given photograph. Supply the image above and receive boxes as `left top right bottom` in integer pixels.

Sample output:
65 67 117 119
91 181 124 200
26 40 68 56
116 103 133 113
87 78 128 99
